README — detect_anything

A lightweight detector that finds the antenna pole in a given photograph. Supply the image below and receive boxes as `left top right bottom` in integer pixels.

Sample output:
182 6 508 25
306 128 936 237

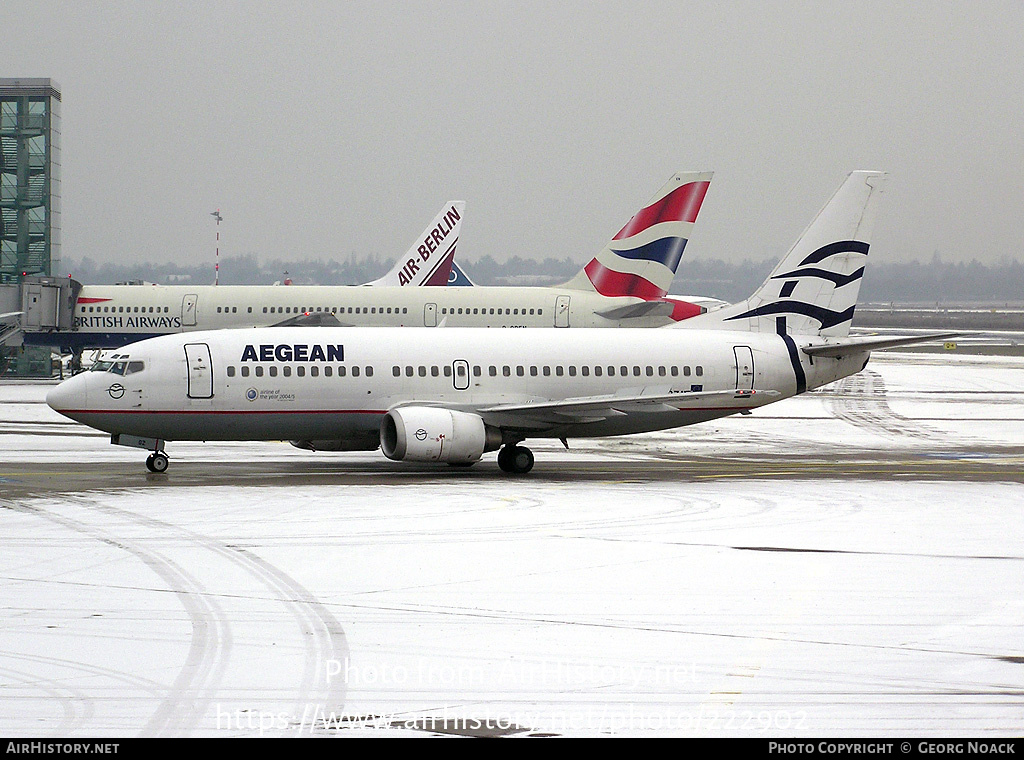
210 210 223 285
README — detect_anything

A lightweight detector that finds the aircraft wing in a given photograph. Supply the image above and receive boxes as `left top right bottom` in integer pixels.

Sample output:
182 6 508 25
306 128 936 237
801 332 959 358
474 387 774 427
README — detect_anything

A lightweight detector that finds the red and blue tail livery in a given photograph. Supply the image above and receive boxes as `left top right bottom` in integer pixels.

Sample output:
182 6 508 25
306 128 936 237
562 171 712 304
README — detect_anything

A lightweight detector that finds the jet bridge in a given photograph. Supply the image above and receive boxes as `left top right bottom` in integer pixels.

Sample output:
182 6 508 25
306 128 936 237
0 275 81 346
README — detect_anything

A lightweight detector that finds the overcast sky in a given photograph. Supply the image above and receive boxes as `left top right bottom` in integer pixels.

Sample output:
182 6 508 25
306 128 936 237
4 0 1023 279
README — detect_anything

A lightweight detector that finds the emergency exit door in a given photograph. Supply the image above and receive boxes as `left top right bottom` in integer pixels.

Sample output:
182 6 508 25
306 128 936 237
181 294 198 327
733 345 754 390
554 295 570 327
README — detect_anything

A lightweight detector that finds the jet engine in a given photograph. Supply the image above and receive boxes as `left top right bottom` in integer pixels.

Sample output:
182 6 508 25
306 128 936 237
380 406 501 464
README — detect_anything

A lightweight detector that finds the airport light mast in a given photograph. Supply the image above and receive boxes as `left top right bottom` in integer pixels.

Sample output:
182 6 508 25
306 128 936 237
211 209 222 285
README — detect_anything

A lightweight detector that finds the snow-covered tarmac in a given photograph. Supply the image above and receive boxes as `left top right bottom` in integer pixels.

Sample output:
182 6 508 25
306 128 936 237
1 352 1023 737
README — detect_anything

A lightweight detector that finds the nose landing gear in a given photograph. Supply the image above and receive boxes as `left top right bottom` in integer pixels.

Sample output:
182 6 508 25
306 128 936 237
145 451 169 473
111 434 170 473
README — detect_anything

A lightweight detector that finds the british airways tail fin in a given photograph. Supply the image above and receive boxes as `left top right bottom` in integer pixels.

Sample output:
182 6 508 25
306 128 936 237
365 201 464 287
679 171 886 337
560 171 713 299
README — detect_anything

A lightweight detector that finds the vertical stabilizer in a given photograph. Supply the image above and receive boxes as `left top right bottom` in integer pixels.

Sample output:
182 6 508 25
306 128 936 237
365 201 465 287
680 171 886 337
560 171 713 299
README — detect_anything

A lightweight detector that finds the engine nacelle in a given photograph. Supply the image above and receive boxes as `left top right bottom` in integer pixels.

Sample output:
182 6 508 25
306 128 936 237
380 406 501 464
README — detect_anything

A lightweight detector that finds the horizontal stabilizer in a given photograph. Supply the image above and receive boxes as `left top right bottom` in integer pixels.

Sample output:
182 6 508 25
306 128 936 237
594 301 676 321
801 332 959 357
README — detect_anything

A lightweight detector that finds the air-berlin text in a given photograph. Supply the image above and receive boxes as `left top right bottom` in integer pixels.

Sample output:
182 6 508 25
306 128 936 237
399 205 461 286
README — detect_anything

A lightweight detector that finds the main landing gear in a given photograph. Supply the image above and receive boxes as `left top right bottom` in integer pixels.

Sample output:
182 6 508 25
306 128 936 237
145 451 169 473
497 444 534 474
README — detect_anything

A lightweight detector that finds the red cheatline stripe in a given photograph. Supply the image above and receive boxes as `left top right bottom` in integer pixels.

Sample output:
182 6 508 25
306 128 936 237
64 405 750 417
613 180 710 240
77 297 113 304
584 260 666 299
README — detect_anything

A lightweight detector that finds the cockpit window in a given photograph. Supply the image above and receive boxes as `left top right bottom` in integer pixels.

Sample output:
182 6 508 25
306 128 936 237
110 361 128 375
90 360 114 372
125 361 145 375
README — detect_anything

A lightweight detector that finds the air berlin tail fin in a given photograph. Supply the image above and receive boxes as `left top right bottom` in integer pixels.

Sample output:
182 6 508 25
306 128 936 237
365 201 465 287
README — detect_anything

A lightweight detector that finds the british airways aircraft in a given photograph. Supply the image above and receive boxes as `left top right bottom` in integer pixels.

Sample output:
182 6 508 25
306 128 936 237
48 172 944 474
25 172 719 355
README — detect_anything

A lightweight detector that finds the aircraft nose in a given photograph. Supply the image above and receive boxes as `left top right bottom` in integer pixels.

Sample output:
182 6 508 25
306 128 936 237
46 375 87 415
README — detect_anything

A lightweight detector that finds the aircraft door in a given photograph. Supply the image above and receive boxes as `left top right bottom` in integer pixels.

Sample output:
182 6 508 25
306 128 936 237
453 359 470 390
182 294 198 327
184 343 214 399
20 281 61 329
424 303 437 327
21 283 43 329
733 345 754 390
554 295 570 328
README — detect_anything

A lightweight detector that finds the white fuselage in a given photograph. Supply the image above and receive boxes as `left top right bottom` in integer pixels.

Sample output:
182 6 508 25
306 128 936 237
46 326 867 448
44 282 723 352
